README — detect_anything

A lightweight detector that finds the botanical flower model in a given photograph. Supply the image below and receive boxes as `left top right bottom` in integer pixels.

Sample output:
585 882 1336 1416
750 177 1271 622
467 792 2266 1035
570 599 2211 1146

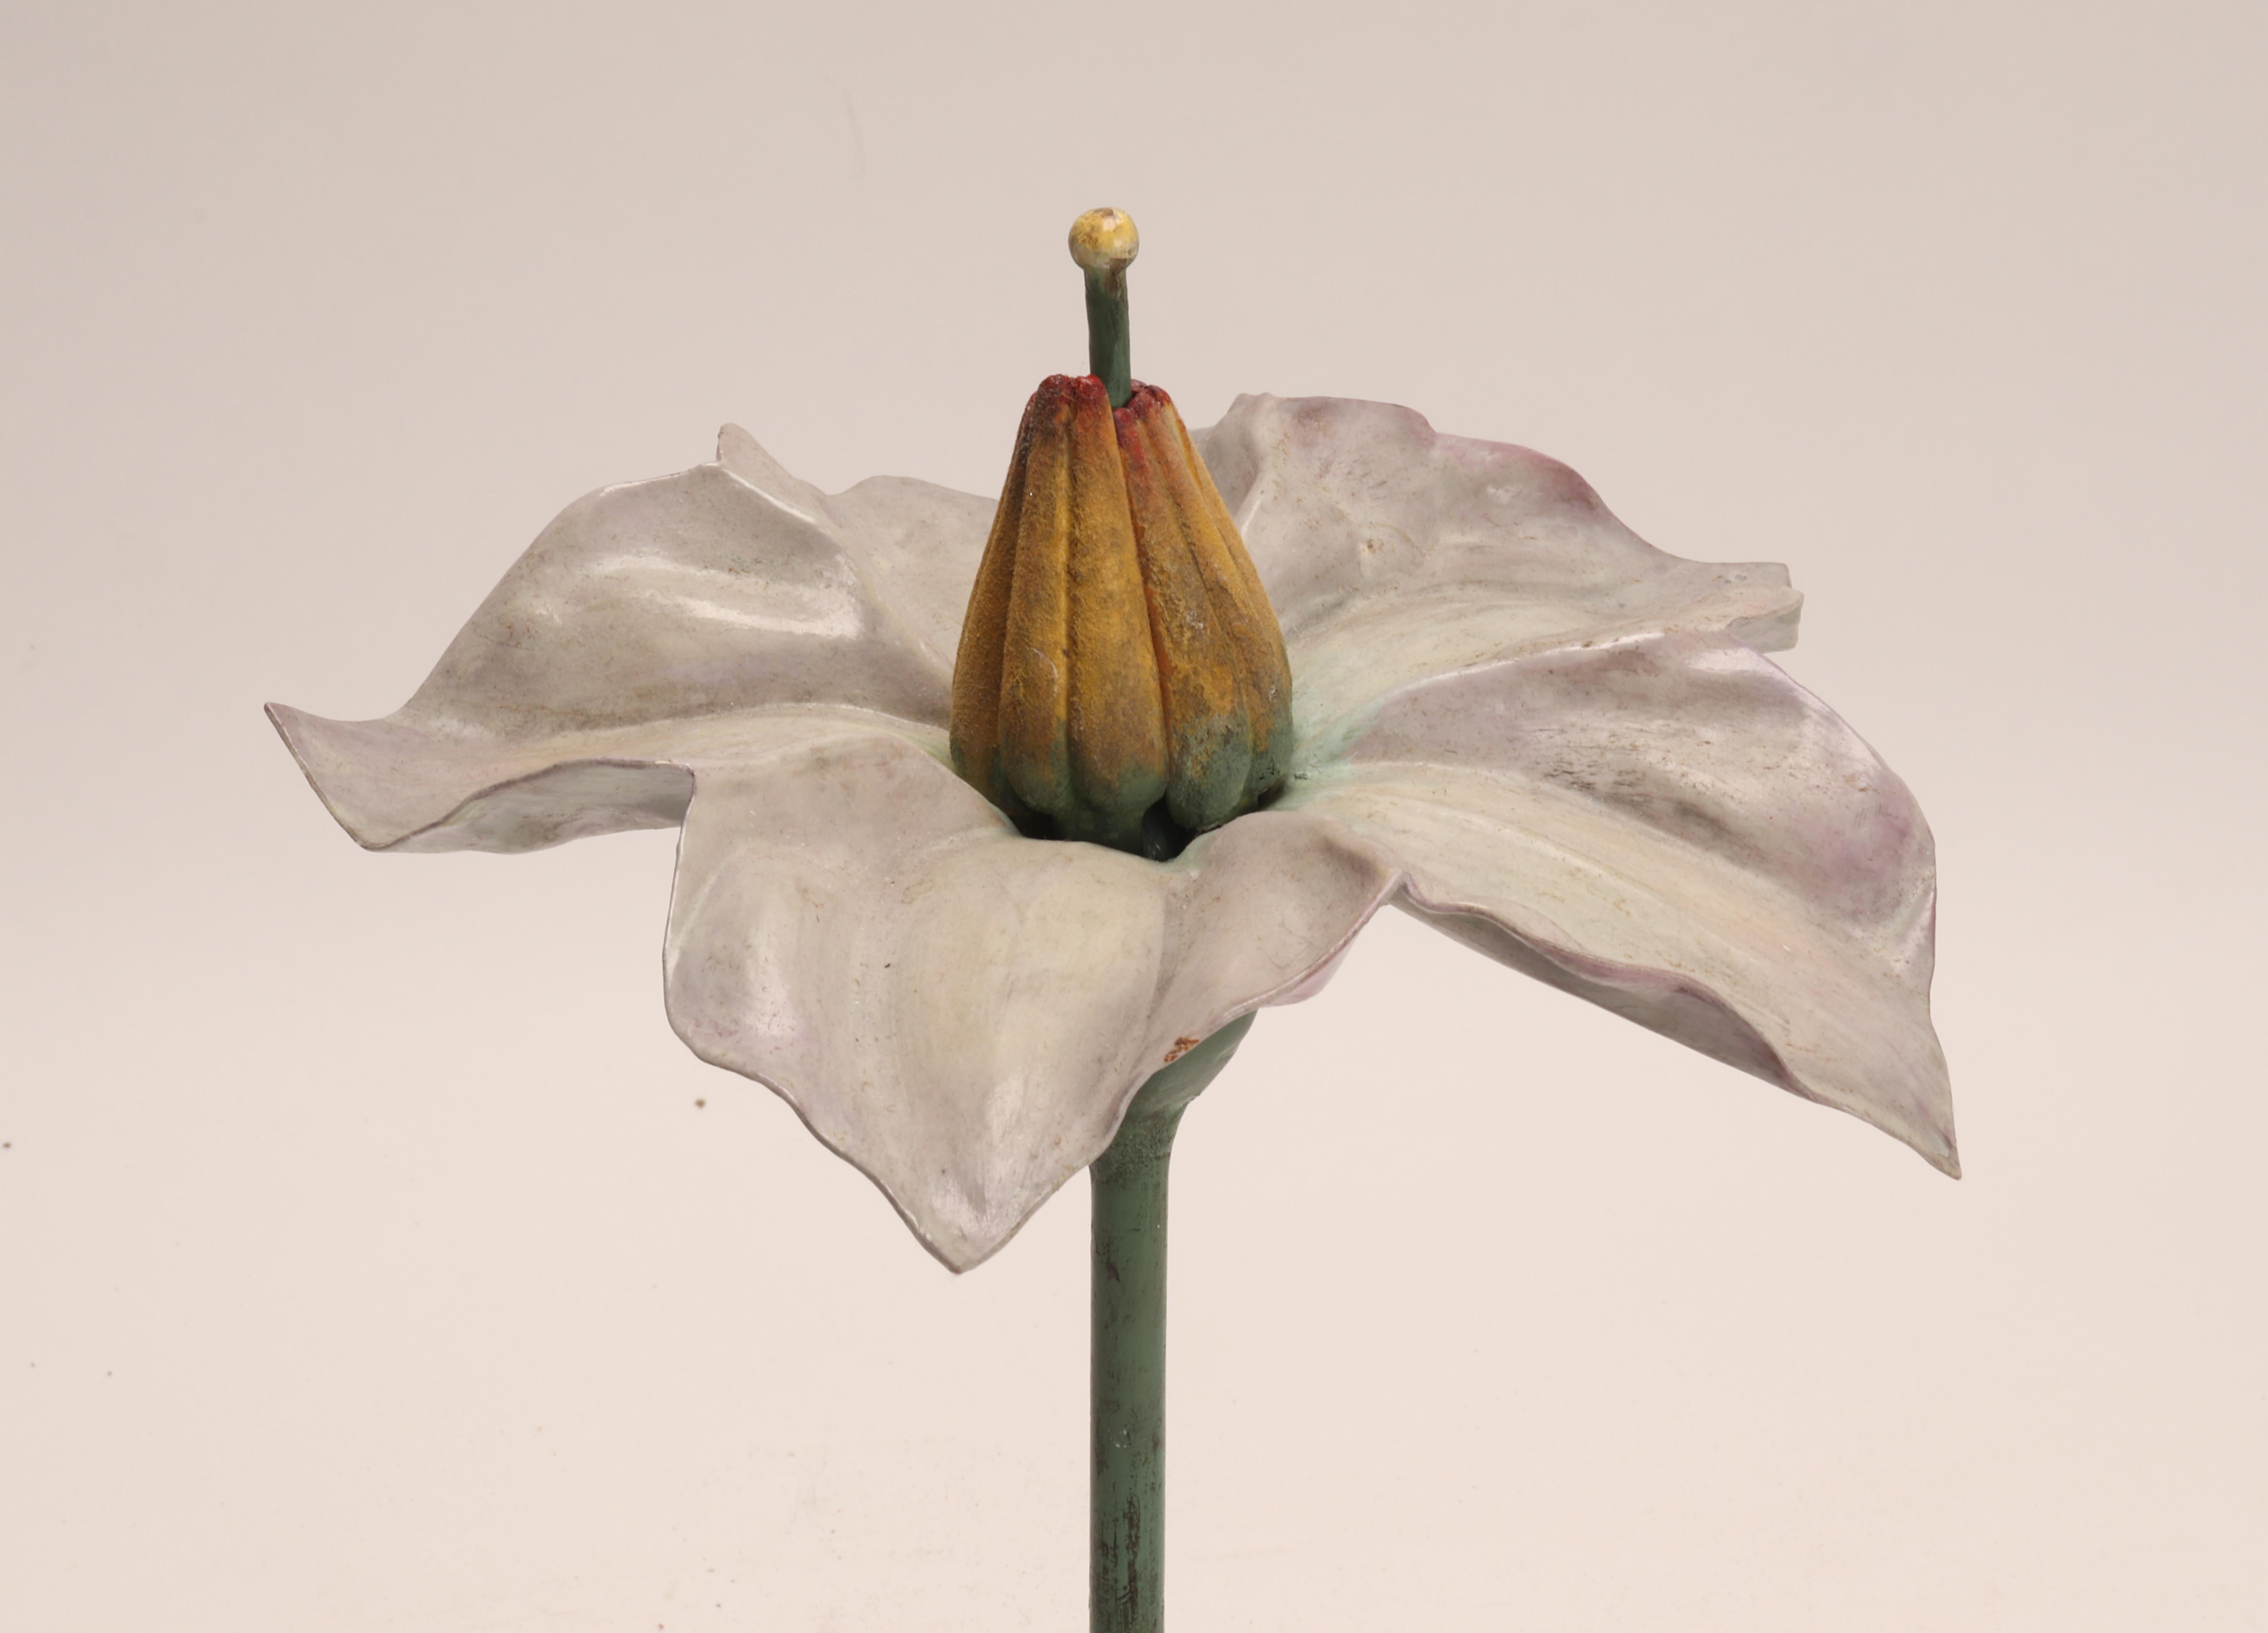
270 210 1956 1277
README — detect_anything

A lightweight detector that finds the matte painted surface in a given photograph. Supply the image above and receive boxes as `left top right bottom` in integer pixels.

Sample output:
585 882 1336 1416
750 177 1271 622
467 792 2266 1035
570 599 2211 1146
1088 1016 1251 1633
270 394 1949 1269
10 6 2261 1627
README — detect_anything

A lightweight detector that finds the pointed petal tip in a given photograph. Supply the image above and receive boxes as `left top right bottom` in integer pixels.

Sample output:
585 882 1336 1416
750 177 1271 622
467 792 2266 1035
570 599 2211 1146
1898 1104 1961 1180
715 422 772 475
264 700 392 852
263 698 307 774
1916 1075 1960 1179
923 1224 1015 1276
663 936 1039 1280
1840 1075 1958 1180
714 423 830 518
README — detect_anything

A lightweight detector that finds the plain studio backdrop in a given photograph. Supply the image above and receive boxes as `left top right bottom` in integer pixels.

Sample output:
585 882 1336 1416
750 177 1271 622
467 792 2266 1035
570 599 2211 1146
3 2 2260 1629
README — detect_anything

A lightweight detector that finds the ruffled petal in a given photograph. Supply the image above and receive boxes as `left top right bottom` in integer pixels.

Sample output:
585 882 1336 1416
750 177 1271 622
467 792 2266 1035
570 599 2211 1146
660 730 1398 1270
267 430 992 851
1278 630 1955 1174
1194 395 1805 762
270 398 1952 1266
714 424 992 676
265 702 927 853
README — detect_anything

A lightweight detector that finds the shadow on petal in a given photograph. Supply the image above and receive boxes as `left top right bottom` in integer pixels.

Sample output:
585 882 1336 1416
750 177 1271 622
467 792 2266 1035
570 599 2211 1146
660 733 1401 1271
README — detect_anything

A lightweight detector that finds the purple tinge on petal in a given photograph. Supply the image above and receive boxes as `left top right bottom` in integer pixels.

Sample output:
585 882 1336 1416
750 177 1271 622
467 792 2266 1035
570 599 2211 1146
267 405 1955 1272
1192 396 1808 766
1281 630 1956 1175
1196 393 1802 650
661 730 1400 1271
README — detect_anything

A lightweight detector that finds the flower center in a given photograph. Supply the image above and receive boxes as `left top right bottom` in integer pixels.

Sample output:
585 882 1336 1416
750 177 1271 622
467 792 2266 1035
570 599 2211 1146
948 213 1292 859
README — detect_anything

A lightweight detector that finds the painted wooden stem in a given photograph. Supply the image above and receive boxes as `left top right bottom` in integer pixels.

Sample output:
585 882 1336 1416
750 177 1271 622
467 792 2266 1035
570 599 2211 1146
1089 1091 1172 1633
1088 1014 1251 1633
1085 267 1132 408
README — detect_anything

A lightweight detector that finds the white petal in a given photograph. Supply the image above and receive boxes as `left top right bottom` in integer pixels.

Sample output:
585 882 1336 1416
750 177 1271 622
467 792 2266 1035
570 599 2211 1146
1195 396 1805 761
1279 631 1955 1175
268 433 991 851
661 731 1399 1270
270 402 1951 1261
265 702 930 853
715 424 992 674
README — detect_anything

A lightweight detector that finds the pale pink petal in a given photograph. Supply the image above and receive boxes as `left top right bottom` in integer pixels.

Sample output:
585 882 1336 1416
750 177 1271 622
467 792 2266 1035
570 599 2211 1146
1195 395 1805 758
269 401 1955 1264
1279 630 1955 1174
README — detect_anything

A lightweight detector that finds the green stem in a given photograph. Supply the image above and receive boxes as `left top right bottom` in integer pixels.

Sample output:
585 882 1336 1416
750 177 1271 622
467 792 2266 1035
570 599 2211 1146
1084 266 1132 408
1089 1014 1252 1633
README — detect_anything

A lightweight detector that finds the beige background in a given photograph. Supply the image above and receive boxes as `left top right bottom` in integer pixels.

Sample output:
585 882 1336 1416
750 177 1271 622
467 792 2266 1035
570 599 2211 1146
4 1 2261 1628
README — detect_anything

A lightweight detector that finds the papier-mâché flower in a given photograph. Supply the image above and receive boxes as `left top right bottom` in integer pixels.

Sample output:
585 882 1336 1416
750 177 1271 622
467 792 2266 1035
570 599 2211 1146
269 394 1953 1271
